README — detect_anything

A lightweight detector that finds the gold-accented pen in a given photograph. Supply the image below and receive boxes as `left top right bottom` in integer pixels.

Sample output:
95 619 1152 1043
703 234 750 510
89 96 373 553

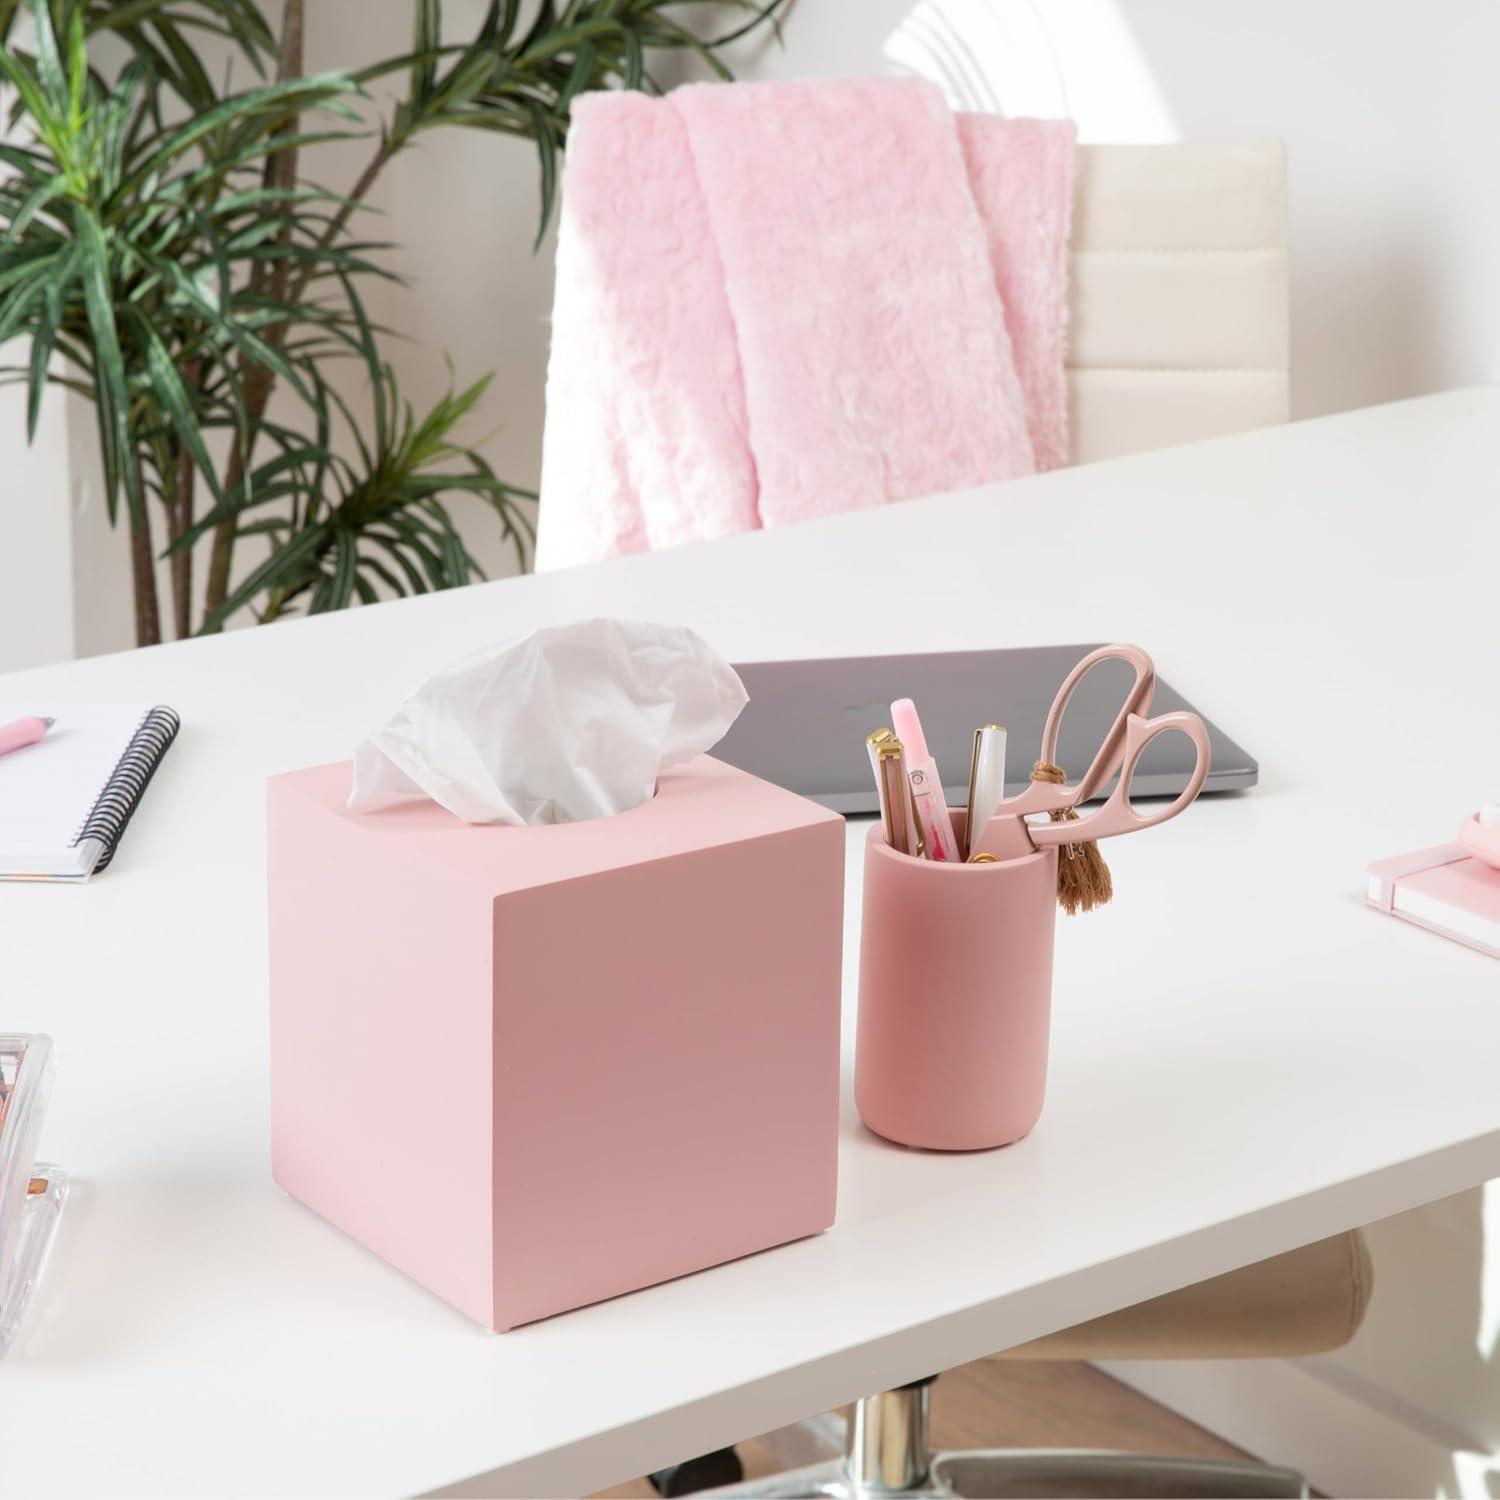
867 728 896 844
878 736 923 857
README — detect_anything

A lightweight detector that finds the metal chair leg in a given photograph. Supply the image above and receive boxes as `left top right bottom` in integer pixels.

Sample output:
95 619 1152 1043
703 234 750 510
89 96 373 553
695 1381 935 1498
846 1379 934 1492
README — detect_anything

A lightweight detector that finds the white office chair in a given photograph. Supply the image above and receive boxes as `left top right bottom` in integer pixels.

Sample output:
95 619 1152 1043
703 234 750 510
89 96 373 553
1067 141 1289 462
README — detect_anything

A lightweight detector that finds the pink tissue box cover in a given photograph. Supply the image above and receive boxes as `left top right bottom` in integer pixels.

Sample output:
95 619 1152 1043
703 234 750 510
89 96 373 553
267 755 844 1330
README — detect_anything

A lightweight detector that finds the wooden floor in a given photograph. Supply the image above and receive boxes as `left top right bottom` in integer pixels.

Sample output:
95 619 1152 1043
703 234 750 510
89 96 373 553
595 1357 1251 1497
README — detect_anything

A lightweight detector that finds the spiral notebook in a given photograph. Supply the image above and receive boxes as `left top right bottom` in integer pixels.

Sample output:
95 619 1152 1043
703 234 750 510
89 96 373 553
0 706 180 881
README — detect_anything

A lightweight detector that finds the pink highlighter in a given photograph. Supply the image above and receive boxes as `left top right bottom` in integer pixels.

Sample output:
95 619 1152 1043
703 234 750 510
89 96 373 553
891 698 961 862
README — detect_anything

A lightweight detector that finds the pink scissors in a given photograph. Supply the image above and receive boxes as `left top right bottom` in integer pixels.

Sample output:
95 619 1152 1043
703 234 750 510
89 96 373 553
969 644 1212 861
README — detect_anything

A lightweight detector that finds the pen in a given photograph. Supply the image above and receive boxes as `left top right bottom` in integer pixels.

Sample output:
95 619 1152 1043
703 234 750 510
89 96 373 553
0 716 54 758
867 729 895 839
965 724 1008 861
875 734 923 857
891 698 961 862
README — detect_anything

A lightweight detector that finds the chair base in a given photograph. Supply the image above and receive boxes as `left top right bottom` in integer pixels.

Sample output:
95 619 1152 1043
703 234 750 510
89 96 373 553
699 1449 1307 1499
692 1380 1307 1499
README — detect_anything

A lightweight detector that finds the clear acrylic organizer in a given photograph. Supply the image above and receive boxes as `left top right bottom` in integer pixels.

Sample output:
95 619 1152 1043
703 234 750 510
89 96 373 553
0 1035 66 1357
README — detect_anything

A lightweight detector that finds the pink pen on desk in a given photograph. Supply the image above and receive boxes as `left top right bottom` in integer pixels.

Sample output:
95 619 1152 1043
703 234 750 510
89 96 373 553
891 698 961 862
0 716 53 758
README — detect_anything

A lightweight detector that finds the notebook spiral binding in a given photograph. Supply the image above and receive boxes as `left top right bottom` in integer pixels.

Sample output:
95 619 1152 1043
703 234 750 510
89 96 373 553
69 706 181 872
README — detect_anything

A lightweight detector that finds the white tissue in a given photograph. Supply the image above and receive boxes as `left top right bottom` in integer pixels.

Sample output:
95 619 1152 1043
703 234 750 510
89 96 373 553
348 618 749 825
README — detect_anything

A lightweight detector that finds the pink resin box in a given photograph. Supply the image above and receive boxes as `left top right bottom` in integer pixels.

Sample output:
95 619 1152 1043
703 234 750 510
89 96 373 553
267 755 844 1331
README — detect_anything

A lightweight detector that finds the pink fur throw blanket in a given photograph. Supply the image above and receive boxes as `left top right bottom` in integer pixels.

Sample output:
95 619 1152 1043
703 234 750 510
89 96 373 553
535 79 1074 571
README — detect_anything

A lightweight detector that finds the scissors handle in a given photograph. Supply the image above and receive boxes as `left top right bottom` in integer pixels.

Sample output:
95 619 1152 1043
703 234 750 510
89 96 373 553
1028 709 1211 847
1038 644 1157 806
990 644 1158 823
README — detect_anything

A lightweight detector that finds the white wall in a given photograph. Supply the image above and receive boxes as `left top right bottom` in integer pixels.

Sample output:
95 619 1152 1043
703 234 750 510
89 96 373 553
0 377 76 672
1100 1 1500 420
0 18 124 672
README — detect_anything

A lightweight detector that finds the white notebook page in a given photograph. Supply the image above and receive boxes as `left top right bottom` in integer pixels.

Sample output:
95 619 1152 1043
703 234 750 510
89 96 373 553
0 706 149 876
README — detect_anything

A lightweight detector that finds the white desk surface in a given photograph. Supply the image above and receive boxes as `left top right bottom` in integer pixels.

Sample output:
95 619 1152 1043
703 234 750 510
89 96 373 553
2 389 1498 1498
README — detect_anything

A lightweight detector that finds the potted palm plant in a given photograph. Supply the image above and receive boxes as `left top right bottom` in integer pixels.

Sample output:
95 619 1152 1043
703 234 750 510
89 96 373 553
0 0 781 643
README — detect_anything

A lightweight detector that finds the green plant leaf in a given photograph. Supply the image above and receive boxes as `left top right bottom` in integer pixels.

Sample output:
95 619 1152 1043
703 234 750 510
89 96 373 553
25 242 77 440
125 242 320 408
157 15 221 107
65 6 88 128
412 0 440 100
200 518 331 632
366 531 427 593
2 174 68 243
517 96 558 247
0 263 50 346
74 207 143 524
334 269 386 455
620 26 644 88
28 0 68 114
356 550 408 598
326 529 357 609
123 306 225 506
111 72 360 207
92 0 277 65
0 39 61 148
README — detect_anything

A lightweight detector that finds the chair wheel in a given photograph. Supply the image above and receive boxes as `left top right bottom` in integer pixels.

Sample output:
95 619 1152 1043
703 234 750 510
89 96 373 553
648 1447 744 1496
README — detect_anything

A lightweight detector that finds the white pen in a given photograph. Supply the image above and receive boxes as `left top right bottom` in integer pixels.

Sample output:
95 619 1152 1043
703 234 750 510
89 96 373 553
965 724 1007 860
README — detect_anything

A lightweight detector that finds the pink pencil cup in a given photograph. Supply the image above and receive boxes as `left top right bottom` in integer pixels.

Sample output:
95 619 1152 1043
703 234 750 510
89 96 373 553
856 815 1057 1151
267 755 844 1331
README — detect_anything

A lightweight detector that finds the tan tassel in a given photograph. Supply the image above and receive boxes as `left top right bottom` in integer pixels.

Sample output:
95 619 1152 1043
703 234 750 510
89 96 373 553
1032 761 1113 915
